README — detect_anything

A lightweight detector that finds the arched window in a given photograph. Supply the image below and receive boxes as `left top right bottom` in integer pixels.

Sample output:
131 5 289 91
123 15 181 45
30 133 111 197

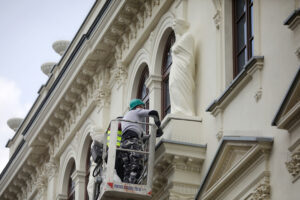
85 141 92 200
161 31 175 119
137 66 149 108
137 66 149 132
68 163 76 200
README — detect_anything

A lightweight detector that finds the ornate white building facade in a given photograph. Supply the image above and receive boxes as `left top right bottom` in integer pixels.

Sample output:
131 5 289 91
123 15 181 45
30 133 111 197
0 0 299 199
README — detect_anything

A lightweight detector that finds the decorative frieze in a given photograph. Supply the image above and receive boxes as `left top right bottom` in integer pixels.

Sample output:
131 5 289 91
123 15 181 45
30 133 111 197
285 149 300 179
110 60 128 87
45 157 58 179
251 177 271 200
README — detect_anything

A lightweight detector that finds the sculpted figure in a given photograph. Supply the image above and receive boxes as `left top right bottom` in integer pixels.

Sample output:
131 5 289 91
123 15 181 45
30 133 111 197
169 32 195 116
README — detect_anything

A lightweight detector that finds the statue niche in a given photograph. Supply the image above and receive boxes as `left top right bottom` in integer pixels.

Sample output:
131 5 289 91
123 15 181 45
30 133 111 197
169 32 195 116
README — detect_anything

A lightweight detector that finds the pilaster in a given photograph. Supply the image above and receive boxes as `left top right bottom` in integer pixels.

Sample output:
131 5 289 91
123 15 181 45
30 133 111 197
72 170 86 200
146 74 162 111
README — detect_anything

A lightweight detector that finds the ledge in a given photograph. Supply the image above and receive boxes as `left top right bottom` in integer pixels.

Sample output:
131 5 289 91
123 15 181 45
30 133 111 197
284 8 300 30
206 56 264 117
161 114 202 129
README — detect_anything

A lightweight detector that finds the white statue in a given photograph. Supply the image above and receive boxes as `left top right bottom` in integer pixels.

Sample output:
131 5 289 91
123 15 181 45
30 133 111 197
169 32 195 116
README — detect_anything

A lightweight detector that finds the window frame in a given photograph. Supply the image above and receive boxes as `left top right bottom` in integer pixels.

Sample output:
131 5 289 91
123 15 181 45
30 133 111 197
67 163 76 200
137 66 150 133
232 0 254 77
85 141 92 200
137 66 150 108
161 31 175 119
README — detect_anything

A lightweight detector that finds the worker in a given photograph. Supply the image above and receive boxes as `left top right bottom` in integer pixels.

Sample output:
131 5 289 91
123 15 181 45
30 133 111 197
120 99 163 184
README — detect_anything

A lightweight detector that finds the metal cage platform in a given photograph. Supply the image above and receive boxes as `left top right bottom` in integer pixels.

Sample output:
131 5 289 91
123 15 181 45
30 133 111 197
97 119 156 200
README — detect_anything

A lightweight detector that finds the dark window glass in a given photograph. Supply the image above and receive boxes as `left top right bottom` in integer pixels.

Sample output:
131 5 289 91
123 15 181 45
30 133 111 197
85 141 92 200
237 15 246 52
236 0 245 19
233 0 253 77
162 31 175 119
137 67 149 106
237 50 246 72
138 67 149 132
250 39 254 57
164 78 170 114
68 163 75 200
250 5 253 37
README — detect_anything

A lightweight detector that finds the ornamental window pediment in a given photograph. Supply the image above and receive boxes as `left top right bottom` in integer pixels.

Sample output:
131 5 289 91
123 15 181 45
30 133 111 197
196 136 273 200
272 68 300 131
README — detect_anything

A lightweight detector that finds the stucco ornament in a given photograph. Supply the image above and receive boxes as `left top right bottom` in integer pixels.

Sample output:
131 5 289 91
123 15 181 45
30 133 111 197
285 149 300 178
170 22 195 116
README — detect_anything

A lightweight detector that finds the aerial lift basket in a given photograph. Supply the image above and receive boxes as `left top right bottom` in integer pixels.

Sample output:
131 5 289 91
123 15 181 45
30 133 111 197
98 118 156 200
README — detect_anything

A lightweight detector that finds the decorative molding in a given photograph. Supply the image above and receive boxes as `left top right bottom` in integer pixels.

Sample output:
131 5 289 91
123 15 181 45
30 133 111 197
169 182 199 199
285 149 300 181
284 8 300 30
153 140 206 198
216 130 223 141
212 0 221 29
254 89 262 102
45 157 58 179
196 137 273 200
110 60 128 88
251 177 270 200
213 10 221 29
272 68 300 130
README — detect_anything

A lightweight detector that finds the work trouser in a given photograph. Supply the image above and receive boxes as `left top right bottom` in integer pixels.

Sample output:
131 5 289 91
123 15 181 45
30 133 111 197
118 130 143 184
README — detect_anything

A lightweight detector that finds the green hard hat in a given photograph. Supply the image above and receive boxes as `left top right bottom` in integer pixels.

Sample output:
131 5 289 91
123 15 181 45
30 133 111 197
130 99 145 110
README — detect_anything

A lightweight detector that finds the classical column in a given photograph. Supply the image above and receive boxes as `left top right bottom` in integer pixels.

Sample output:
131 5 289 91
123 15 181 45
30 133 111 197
73 170 86 200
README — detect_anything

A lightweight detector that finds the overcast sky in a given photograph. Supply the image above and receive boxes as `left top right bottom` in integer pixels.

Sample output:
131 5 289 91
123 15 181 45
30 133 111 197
0 0 95 173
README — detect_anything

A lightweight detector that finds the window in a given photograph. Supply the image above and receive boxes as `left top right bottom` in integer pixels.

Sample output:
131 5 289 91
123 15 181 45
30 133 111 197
233 0 253 77
85 141 92 200
138 66 149 132
137 66 149 108
161 31 175 118
68 163 75 200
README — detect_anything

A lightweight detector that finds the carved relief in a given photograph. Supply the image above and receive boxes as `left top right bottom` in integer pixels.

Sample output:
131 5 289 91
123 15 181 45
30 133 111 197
251 178 271 200
212 0 222 29
45 157 58 179
110 60 128 87
285 149 300 178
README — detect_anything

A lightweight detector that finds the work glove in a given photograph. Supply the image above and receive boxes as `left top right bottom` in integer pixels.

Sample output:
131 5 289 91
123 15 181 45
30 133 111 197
156 127 163 137
149 110 161 127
